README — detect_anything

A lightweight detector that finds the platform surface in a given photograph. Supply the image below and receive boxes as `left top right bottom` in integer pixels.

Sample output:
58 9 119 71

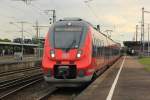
76 56 150 100
0 55 39 64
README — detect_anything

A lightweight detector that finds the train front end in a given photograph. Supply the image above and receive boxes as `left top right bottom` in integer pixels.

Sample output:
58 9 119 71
42 19 94 87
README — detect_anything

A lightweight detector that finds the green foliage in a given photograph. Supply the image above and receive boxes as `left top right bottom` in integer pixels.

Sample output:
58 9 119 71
144 66 150 72
0 38 11 42
139 57 150 72
139 57 150 65
32 38 38 44
138 53 144 59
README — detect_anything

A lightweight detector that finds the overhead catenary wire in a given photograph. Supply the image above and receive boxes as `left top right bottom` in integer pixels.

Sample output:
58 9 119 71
0 0 50 26
83 0 117 34
84 0 102 23
0 0 52 39
9 22 35 38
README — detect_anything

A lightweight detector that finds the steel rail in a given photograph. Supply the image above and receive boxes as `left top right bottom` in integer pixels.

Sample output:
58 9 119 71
0 76 43 99
0 67 40 77
0 69 42 84
0 73 43 90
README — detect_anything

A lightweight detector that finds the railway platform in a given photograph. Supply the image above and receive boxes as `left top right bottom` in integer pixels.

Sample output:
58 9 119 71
0 55 40 64
76 56 150 100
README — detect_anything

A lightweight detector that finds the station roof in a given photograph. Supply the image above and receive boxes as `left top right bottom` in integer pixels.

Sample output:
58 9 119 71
0 42 38 47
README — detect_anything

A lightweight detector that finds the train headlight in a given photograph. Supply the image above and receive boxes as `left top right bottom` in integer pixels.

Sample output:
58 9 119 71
51 53 55 58
50 50 55 58
77 50 82 58
77 53 81 58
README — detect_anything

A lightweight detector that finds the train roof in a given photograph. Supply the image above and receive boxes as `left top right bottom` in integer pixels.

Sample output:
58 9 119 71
55 18 92 27
54 18 120 46
98 31 120 45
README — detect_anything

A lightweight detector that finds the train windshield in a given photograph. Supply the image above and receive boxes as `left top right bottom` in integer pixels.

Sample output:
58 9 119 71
54 27 83 49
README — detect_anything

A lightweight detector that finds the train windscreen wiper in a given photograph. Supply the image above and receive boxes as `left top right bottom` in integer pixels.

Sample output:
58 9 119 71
65 39 76 52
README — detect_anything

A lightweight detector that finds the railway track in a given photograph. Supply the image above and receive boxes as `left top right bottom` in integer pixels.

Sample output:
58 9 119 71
0 73 42 90
0 58 120 100
0 66 40 77
0 59 41 75
37 87 58 100
0 67 108 100
0 78 57 100
0 74 43 100
37 87 87 100
0 66 42 89
0 68 42 84
0 61 44 99
0 77 87 100
37 63 116 100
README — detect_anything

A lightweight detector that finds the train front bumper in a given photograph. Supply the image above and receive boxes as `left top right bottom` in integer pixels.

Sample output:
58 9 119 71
44 75 93 87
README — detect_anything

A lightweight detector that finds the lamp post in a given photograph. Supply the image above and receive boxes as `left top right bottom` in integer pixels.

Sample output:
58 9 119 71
33 21 49 58
136 25 138 41
44 9 56 24
10 21 28 60
148 24 150 56
141 7 150 55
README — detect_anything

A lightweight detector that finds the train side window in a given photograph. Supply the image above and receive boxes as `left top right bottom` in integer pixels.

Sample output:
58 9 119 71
92 39 97 57
101 41 103 56
98 41 101 56
95 39 98 56
98 41 100 56
92 36 95 45
97 40 100 57
100 41 102 56
106 47 109 57
97 40 99 56
112 48 114 56
92 45 95 57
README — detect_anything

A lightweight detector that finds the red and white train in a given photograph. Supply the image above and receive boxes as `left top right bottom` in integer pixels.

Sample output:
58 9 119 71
42 18 121 87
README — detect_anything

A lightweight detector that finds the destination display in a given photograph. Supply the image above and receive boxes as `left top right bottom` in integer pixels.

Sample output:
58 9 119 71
55 27 82 32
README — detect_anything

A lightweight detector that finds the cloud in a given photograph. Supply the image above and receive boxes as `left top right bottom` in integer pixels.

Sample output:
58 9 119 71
0 0 150 42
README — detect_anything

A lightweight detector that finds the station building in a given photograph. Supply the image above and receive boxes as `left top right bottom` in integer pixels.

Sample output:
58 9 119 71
123 41 150 56
0 42 38 55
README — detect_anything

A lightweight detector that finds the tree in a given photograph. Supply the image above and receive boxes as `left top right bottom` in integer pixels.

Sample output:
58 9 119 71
0 38 11 42
32 38 38 44
3 38 11 42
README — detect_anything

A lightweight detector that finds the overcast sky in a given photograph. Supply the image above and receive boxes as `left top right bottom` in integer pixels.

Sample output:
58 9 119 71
0 0 150 43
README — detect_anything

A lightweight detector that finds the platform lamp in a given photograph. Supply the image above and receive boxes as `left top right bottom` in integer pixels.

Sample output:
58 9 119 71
141 7 150 55
148 24 150 56
9 21 28 60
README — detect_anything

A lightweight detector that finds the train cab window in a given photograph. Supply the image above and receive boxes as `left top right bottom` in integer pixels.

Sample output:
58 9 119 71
54 26 83 49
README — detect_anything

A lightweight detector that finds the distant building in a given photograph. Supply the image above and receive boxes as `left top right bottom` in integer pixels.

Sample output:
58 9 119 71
123 41 150 56
0 41 38 55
